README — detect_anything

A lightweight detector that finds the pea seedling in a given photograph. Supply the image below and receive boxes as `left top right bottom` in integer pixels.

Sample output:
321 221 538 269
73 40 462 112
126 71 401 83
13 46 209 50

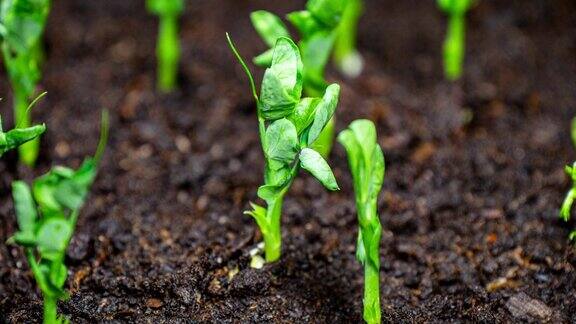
560 118 576 242
146 0 184 93
338 120 384 324
334 0 364 78
227 34 340 263
437 0 474 80
250 0 348 157
0 0 51 166
9 110 108 324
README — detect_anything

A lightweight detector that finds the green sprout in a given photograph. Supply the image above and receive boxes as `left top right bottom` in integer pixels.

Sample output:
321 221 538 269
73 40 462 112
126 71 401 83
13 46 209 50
0 0 51 166
560 118 576 242
227 34 340 263
333 0 364 78
437 0 474 81
8 110 108 324
250 0 348 157
338 119 384 324
146 0 184 93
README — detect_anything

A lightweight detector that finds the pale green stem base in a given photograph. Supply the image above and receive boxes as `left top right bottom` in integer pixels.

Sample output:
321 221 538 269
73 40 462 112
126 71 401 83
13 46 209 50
263 195 284 263
363 264 381 324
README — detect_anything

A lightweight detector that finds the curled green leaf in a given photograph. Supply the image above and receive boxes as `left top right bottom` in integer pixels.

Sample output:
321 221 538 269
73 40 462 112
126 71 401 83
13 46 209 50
265 118 299 165
307 83 340 145
299 148 339 190
260 37 303 119
251 11 290 48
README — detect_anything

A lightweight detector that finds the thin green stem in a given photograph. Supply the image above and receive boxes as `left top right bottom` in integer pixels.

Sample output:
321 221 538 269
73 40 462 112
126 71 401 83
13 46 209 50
263 194 285 262
334 0 363 77
25 249 58 323
358 198 381 323
157 14 180 92
14 88 39 167
94 109 109 164
444 13 465 80
363 263 381 324
262 162 299 263
43 295 58 324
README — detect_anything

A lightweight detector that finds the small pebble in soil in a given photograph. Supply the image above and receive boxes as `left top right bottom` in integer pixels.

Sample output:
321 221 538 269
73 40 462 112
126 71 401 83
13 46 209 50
67 233 92 261
146 298 163 309
505 292 556 322
55 141 71 158
175 135 191 153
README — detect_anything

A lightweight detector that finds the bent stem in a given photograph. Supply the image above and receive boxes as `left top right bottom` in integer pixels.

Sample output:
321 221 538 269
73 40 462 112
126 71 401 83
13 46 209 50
15 89 39 167
25 249 58 324
334 0 363 78
157 14 180 92
443 13 465 80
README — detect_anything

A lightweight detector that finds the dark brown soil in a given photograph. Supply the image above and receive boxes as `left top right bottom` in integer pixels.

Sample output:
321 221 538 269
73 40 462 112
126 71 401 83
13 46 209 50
1 0 576 322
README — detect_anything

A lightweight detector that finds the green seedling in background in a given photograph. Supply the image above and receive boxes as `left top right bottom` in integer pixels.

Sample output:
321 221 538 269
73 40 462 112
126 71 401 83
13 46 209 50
437 0 474 81
250 0 348 158
227 34 340 264
0 0 51 166
146 0 184 93
333 0 364 78
9 110 108 324
338 119 384 324
560 118 576 242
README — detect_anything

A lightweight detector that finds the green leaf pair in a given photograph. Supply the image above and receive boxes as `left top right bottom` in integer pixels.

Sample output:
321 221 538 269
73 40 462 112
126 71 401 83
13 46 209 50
1 0 51 166
228 34 340 263
338 119 385 324
250 0 351 158
9 110 108 324
251 0 347 95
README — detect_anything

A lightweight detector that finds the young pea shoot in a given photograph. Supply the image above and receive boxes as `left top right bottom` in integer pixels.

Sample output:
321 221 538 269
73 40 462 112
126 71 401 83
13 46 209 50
437 0 474 80
250 0 348 157
227 34 340 264
334 0 364 78
560 118 576 242
9 110 109 324
0 0 51 166
338 120 384 324
146 0 184 93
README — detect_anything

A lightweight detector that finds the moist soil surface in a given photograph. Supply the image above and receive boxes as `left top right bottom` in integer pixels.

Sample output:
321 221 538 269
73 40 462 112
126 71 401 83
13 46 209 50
1 0 576 322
